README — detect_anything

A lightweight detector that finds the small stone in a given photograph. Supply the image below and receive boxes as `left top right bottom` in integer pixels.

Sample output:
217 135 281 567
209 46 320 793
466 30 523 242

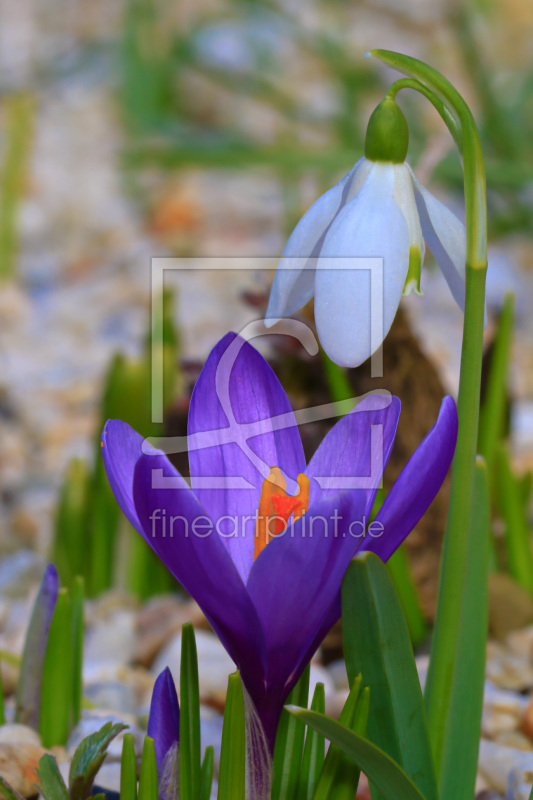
134 596 205 668
475 771 492 794
475 792 503 800
326 660 349 692
91 761 121 793
520 698 533 742
118 666 156 711
200 706 224 773
84 609 137 682
478 738 533 794
0 658 19 695
84 681 137 715
415 655 430 691
483 683 527 738
508 627 533 661
0 742 47 798
495 731 533 752
355 774 372 799
0 725 41 746
310 663 335 710
326 690 349 720
10 510 39 549
489 574 533 641
486 643 533 692
0 552 46 599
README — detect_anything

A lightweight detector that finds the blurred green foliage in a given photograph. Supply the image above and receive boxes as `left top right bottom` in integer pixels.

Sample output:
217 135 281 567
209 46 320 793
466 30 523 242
52 288 181 599
116 0 533 241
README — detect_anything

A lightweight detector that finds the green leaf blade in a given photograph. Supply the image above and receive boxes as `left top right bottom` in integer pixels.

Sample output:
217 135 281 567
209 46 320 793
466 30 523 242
312 676 367 800
40 588 73 748
36 754 70 800
179 624 201 800
438 459 490 800
272 665 310 800
296 682 325 800
287 710 426 800
0 775 26 800
342 553 437 800
120 733 138 800
218 672 245 800
199 746 214 800
138 737 158 800
69 721 127 800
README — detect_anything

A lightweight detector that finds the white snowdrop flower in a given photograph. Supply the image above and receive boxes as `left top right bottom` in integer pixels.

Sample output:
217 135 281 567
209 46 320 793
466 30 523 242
265 98 468 368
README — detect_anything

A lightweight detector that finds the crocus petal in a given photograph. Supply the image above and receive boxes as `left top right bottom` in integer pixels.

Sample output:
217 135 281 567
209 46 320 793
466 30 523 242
315 163 411 368
187 332 306 582
132 450 266 700
265 159 372 323
147 667 180 770
305 393 401 515
247 489 367 701
361 396 458 562
409 168 467 312
101 419 144 536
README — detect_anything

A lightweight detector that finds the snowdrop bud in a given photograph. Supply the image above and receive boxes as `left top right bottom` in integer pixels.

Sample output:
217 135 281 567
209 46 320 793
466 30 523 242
364 98 409 163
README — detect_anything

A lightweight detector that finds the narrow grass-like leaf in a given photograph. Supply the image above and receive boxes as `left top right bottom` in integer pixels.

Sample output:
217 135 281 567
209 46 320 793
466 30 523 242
342 553 437 800
272 665 310 800
125 523 174 600
438 459 490 800
179 624 201 800
312 676 366 800
120 733 138 800
40 588 73 747
287 710 426 800
69 721 127 800
36 754 70 800
296 682 325 800
386 546 428 647
497 445 533 594
71 576 84 726
218 672 246 800
0 93 34 281
138 737 158 800
121 0 176 133
53 459 91 589
478 293 514 476
89 458 121 597
0 776 26 800
199 747 214 800
15 564 59 728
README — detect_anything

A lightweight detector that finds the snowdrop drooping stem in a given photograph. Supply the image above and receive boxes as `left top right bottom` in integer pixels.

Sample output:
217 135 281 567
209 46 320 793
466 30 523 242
368 50 488 798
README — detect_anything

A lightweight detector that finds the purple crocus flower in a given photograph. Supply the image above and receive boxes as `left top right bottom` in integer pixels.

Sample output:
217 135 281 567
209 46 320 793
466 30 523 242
147 667 180 771
101 332 457 754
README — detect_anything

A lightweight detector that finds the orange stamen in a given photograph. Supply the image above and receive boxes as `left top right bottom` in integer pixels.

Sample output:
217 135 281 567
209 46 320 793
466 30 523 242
254 469 310 560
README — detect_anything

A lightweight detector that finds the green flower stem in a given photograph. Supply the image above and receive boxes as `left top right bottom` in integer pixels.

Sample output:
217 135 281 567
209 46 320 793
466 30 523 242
369 50 488 777
386 79 463 152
